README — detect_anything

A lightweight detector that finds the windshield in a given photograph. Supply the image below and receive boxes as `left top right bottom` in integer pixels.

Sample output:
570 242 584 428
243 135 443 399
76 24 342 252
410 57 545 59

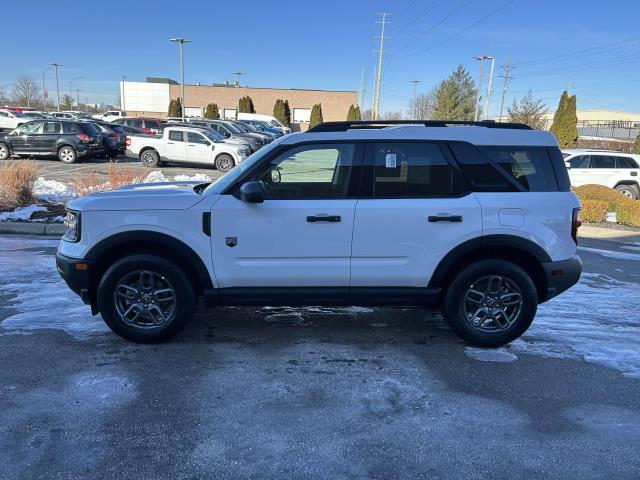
269 120 283 128
204 136 287 195
242 123 259 133
233 123 250 132
222 122 242 134
202 130 223 142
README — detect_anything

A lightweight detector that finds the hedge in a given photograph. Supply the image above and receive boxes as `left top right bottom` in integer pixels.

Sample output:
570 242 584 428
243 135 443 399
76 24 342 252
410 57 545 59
616 201 640 228
579 200 609 223
573 184 632 212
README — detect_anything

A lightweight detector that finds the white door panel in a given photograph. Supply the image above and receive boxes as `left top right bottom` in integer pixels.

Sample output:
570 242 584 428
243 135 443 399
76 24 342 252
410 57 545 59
211 195 357 287
165 140 186 160
186 143 212 164
351 195 482 287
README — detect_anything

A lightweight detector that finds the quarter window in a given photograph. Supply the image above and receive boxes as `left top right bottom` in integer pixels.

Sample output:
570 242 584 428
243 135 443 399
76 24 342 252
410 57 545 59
478 146 560 192
373 142 465 198
43 122 61 134
591 155 616 169
62 122 80 134
616 156 638 169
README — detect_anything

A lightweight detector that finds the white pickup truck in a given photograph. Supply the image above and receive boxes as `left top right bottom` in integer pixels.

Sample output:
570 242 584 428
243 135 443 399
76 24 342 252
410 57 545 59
126 125 250 172
0 109 28 131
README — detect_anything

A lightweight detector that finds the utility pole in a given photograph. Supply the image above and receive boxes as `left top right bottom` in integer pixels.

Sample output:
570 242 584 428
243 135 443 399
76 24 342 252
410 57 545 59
410 80 421 119
25 79 33 108
358 68 366 109
373 12 390 120
42 70 46 112
483 56 495 120
232 71 245 119
473 56 489 121
121 75 127 113
76 89 81 110
498 56 514 122
371 66 377 120
170 37 192 122
49 63 62 112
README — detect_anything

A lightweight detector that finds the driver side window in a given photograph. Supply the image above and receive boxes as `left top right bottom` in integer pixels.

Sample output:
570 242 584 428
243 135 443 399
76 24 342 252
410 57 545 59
15 122 42 135
255 143 357 199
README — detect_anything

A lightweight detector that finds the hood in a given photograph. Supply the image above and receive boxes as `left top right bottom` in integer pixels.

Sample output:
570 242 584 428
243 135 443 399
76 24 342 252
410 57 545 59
67 181 206 212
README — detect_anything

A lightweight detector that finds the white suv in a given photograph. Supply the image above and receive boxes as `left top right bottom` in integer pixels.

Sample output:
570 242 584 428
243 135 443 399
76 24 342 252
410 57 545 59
56 120 582 347
563 149 640 199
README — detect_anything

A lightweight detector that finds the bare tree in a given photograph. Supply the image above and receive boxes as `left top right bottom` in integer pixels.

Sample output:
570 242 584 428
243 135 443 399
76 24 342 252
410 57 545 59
409 88 436 120
508 91 548 130
13 75 40 107
361 109 373 120
382 110 403 120
0 83 8 105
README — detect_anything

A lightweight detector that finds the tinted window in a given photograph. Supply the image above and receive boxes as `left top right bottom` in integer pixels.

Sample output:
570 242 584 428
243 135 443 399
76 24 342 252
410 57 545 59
14 122 42 135
187 132 208 144
479 146 559 192
568 155 590 168
168 130 185 142
372 142 464 198
591 155 616 169
81 123 100 136
0 111 8 118
256 143 357 199
448 142 516 192
62 122 80 134
42 122 61 134
145 120 161 129
616 157 638 169
132 120 143 128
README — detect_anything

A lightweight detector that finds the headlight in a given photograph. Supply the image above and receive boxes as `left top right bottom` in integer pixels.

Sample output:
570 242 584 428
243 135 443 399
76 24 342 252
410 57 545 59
63 210 81 242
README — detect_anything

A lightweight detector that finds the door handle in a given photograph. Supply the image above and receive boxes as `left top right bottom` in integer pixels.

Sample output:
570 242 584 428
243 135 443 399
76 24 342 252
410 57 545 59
307 215 341 223
167 141 174 144
428 215 463 223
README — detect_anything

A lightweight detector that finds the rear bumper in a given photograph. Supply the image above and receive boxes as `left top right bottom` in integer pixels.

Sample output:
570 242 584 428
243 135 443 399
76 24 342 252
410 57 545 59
56 252 92 305
541 255 582 302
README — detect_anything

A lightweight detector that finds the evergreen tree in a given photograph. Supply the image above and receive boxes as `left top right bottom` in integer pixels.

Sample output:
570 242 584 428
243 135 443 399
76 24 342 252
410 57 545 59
239 95 255 113
309 103 323 129
204 103 220 119
273 99 286 126
550 91 578 148
346 104 356 121
283 99 291 126
354 105 362 121
168 98 182 117
633 134 640 154
565 94 578 147
432 65 477 121
60 94 74 111
549 91 569 146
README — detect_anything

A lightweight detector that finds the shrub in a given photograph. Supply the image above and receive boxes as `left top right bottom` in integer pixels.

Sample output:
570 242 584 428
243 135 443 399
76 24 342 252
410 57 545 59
204 103 220 119
634 134 640 154
579 200 609 223
0 161 38 211
73 162 144 196
309 103 323 129
573 184 633 212
616 201 640 227
239 96 255 114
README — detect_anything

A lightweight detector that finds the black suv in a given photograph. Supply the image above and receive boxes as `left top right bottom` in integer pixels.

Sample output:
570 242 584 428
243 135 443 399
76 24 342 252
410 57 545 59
0 120 104 164
82 120 127 158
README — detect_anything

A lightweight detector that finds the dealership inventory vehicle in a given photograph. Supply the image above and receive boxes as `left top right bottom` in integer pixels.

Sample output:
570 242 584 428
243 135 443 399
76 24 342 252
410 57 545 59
237 112 291 134
0 120 104 162
82 120 127 158
232 120 277 142
204 119 263 152
125 125 249 171
93 110 125 122
563 148 640 199
112 117 164 135
0 108 28 131
57 120 582 346
239 119 283 137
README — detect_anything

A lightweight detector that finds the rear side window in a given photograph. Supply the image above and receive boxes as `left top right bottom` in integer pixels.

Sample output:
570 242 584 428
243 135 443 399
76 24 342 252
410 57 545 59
81 123 100 136
168 130 185 142
448 142 516 192
478 146 560 192
145 120 161 129
591 155 616 168
372 142 465 198
43 122 61 134
62 122 80 134
132 120 143 128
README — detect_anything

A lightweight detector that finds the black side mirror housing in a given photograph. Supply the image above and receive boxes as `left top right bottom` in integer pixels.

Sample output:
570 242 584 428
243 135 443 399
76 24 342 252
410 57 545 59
238 181 264 203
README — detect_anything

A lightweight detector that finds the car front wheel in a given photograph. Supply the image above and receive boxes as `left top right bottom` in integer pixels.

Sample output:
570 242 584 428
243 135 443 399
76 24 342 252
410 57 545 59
0 142 10 160
442 259 538 347
97 254 195 343
215 154 235 172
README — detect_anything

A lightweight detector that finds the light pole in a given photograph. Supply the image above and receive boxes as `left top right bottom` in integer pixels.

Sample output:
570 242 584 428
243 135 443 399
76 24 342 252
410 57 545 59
76 89 81 110
232 71 244 119
170 37 191 122
473 56 489 121
483 57 496 121
121 75 127 114
25 79 33 108
49 63 62 112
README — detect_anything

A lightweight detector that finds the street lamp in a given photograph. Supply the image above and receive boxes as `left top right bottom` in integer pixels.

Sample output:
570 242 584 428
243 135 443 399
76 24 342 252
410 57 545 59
169 37 192 122
121 75 127 114
483 57 496 121
473 56 491 121
233 71 245 120
49 63 62 112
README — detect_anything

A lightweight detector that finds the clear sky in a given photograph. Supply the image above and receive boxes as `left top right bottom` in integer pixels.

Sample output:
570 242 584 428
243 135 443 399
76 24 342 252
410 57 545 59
3 0 640 117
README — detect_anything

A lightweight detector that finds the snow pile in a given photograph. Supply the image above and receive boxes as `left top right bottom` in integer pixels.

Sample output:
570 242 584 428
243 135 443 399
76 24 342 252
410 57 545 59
144 171 168 183
0 205 47 221
606 212 617 223
174 173 212 182
32 177 78 203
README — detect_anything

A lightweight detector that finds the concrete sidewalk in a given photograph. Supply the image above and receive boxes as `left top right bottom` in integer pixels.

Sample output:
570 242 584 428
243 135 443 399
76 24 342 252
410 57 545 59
579 224 640 244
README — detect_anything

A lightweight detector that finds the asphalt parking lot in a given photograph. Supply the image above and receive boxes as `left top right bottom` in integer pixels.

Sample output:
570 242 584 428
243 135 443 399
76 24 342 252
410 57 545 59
1 234 639 479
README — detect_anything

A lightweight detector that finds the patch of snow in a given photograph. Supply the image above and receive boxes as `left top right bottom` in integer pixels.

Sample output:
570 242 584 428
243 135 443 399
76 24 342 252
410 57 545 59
606 212 617 223
174 173 212 182
513 272 640 378
144 171 168 183
0 205 47 221
32 177 78 203
465 347 518 363
578 246 640 261
51 215 65 223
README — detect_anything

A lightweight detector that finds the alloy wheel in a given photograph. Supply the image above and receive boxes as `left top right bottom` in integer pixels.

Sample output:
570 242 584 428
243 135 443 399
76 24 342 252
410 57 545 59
0 144 8 160
218 157 232 171
60 147 75 162
462 275 523 332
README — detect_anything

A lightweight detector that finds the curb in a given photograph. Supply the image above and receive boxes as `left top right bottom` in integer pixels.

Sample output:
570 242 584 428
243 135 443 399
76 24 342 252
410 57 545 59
578 225 640 244
0 221 64 236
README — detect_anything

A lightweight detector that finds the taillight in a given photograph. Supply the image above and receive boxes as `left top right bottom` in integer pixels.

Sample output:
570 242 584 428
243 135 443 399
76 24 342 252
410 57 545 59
76 133 90 143
125 136 131 146
571 207 582 244
142 128 152 134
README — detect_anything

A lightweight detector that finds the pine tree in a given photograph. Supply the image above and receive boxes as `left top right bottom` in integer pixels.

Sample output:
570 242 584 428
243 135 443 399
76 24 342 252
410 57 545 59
61 94 74 111
565 94 578 147
432 65 477 121
204 103 220 119
168 98 182 117
549 91 578 148
273 99 286 126
550 91 569 146
346 104 356 121
309 103 323 129
633 134 640 154
239 95 255 113
353 105 362 121
283 100 291 126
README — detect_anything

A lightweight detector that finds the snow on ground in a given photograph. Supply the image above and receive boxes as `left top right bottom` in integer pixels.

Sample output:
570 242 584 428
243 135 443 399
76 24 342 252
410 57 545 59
32 177 78 203
464 347 518 363
578 246 640 261
606 212 617 223
174 173 212 182
144 171 168 183
0 205 47 221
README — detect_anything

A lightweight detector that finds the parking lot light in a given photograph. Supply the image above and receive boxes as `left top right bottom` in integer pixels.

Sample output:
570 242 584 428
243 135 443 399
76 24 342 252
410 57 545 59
169 38 192 123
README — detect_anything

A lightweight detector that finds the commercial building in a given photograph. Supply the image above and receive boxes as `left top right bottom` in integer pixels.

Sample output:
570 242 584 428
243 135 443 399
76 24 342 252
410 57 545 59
120 78 357 131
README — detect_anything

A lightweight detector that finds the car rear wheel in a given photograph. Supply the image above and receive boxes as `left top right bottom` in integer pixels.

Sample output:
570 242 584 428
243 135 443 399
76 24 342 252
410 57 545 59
0 143 10 160
615 184 639 200
58 146 77 164
215 154 235 172
97 254 195 343
442 259 538 347
141 149 160 167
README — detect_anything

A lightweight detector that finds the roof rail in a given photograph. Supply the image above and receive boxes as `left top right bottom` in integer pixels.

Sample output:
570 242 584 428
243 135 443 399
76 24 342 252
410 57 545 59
307 120 532 133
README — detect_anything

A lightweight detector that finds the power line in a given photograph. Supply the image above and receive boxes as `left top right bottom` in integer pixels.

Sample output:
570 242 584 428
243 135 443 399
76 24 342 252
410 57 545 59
392 0 439 39
409 80 422 119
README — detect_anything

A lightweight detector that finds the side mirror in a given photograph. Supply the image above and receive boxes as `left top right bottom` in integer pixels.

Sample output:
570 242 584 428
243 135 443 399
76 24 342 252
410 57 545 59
224 132 230 138
238 181 264 203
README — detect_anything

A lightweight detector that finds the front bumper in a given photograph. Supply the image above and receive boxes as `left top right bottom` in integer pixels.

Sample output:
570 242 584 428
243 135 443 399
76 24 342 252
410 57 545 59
541 255 582 302
56 252 92 305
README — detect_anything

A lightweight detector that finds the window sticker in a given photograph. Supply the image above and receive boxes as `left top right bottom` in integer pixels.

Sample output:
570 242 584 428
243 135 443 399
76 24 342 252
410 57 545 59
385 153 397 168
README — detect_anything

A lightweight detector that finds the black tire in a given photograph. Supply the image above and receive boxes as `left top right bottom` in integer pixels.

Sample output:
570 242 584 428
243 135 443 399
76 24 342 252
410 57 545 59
442 259 538 347
615 184 639 200
96 254 195 343
140 149 160 167
58 145 77 164
0 142 10 160
215 154 235 172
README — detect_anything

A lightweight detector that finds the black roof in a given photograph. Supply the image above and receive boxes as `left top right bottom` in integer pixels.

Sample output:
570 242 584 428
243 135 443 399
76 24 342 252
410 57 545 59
307 120 533 133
